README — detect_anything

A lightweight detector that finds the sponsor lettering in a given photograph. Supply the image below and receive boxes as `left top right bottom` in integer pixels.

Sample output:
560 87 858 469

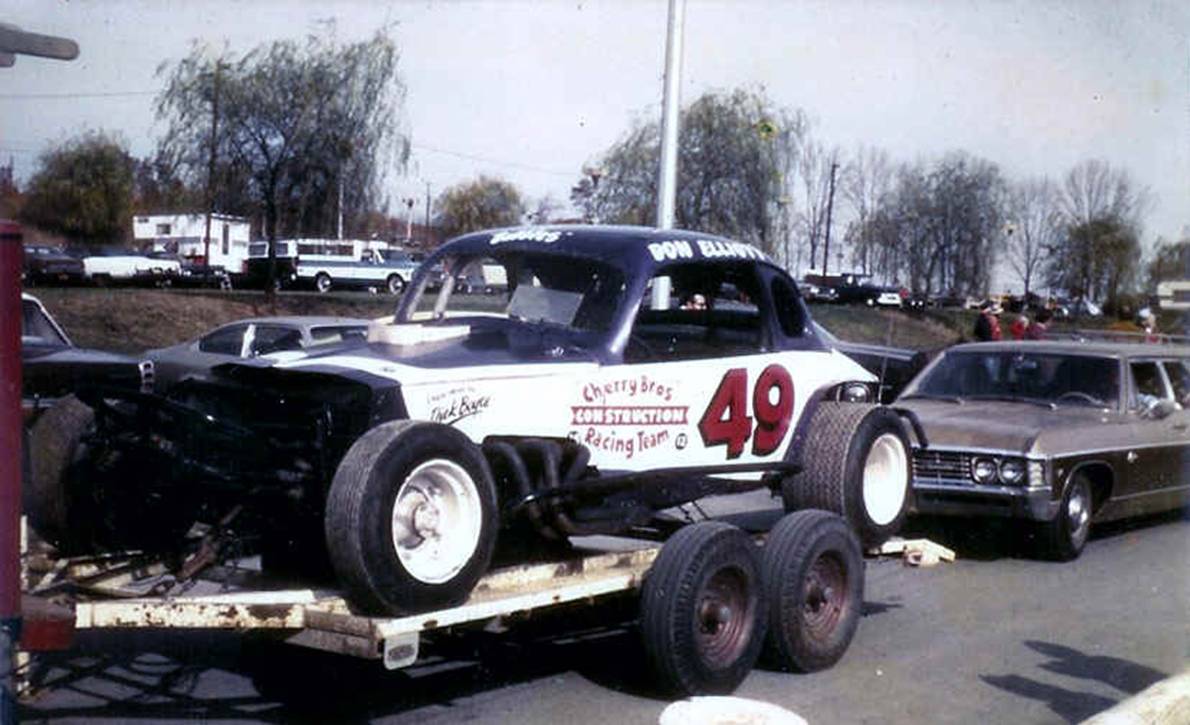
489 229 562 245
427 386 492 425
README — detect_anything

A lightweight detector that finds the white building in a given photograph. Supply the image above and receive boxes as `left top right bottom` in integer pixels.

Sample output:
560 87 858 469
132 213 252 271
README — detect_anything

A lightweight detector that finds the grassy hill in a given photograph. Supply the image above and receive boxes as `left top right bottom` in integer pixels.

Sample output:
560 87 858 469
28 287 974 355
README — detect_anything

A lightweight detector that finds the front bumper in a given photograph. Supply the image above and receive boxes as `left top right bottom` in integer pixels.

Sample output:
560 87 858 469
911 480 1059 521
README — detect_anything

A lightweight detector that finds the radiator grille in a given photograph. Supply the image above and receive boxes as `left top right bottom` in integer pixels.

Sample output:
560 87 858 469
912 450 971 482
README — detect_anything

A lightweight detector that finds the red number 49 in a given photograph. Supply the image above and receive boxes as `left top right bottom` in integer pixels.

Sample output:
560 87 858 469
697 365 794 459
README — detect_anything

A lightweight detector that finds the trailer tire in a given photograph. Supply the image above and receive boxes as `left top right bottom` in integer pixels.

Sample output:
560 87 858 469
325 420 498 615
640 521 767 696
26 395 99 553
782 403 910 548
762 510 863 672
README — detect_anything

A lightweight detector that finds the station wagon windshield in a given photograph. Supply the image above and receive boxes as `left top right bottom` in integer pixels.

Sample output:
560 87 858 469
907 351 1120 408
404 250 627 334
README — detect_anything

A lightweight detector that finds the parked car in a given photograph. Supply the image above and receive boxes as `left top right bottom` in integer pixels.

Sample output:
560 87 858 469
897 340 1190 560
146 316 371 390
82 248 181 286
29 225 913 620
21 293 154 418
812 321 931 403
22 245 85 286
299 247 421 294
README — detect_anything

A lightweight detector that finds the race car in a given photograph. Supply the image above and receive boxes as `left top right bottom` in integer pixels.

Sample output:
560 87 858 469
28 225 913 616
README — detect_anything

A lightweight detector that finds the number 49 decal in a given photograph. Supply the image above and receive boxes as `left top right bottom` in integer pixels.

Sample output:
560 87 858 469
697 365 794 459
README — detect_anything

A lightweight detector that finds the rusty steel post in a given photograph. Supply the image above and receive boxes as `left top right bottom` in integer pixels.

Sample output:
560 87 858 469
0 221 22 725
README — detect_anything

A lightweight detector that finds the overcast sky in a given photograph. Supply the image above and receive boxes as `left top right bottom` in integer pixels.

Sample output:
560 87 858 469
4 0 1188 260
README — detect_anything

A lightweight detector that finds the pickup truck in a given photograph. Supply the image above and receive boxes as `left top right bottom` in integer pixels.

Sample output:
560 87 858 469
297 248 421 295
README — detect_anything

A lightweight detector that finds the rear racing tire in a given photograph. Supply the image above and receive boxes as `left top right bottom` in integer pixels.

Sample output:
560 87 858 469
385 274 405 295
1037 472 1093 561
324 420 499 615
314 272 332 294
762 510 864 672
640 521 767 696
781 403 911 548
26 395 99 553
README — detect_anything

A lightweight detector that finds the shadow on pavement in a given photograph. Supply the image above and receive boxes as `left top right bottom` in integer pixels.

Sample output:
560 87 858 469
905 509 1186 562
18 595 667 723
980 640 1168 724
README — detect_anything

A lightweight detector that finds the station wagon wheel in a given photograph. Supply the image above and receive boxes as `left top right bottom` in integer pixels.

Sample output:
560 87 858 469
640 522 766 696
314 272 332 293
762 510 863 672
386 274 405 295
1038 473 1093 561
325 421 498 615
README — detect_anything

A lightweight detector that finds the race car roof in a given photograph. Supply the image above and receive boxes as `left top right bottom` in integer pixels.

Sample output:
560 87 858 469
434 225 775 276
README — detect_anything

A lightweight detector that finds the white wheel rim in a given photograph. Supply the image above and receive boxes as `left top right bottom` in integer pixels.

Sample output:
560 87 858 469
862 432 908 526
317 276 330 292
390 459 483 584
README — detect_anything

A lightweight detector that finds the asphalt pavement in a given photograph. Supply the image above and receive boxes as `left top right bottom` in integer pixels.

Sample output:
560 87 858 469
16 495 1190 725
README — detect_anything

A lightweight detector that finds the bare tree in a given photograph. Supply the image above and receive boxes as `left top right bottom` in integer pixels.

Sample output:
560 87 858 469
841 145 893 275
572 88 809 258
795 141 842 272
1005 177 1060 298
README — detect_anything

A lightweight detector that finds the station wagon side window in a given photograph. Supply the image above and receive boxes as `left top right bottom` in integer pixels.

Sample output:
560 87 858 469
1129 361 1170 409
1160 360 1190 405
624 261 765 362
198 324 248 355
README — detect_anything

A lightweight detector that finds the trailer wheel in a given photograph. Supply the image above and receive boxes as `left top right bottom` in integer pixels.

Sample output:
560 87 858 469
26 395 100 553
314 272 332 293
781 403 910 548
640 521 766 696
385 274 405 295
325 420 498 615
762 510 863 672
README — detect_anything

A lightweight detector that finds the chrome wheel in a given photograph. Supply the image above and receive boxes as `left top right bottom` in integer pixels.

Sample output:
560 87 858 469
1066 477 1091 551
390 459 484 584
862 432 908 526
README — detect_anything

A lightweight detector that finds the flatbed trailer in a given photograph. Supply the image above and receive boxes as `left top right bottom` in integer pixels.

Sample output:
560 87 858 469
18 508 872 697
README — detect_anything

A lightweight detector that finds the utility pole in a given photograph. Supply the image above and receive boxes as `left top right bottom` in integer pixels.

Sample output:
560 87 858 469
203 59 221 266
822 160 839 276
403 198 415 244
424 182 431 241
652 0 685 310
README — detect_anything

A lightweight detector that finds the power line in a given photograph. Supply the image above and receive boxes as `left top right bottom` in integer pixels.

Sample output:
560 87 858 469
0 90 155 99
412 142 575 178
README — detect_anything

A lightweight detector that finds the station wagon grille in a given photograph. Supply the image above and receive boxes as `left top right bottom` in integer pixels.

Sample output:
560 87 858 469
912 450 971 482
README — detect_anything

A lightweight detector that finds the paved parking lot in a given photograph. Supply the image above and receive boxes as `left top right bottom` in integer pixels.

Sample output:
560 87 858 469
17 499 1189 725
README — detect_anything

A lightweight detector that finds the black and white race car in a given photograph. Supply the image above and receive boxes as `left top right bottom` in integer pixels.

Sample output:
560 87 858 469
28 225 913 616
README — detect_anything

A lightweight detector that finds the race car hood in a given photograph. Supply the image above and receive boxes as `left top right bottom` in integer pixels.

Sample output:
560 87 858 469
897 399 1112 455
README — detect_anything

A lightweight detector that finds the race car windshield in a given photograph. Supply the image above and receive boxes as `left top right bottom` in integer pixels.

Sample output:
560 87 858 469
405 250 626 334
907 351 1120 408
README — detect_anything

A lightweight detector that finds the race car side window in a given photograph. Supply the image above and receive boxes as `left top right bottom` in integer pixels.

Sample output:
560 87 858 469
625 262 764 362
769 276 806 338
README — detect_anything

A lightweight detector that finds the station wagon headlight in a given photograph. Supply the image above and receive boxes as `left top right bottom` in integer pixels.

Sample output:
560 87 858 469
999 459 1025 485
971 457 998 484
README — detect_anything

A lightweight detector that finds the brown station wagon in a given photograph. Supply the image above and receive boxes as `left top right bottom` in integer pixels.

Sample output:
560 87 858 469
895 340 1190 560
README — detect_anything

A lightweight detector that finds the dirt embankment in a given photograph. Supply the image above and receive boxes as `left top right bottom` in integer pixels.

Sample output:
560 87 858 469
27 287 969 355
28 288 400 353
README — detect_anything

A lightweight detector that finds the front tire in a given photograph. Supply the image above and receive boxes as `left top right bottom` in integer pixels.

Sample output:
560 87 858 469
27 396 98 553
314 272 332 294
762 510 863 672
640 522 767 696
1037 473 1092 561
781 403 911 548
325 421 499 615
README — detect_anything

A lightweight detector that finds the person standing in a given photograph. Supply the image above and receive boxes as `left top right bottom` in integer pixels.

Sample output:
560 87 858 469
1026 308 1051 340
1009 314 1030 340
973 301 1002 341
